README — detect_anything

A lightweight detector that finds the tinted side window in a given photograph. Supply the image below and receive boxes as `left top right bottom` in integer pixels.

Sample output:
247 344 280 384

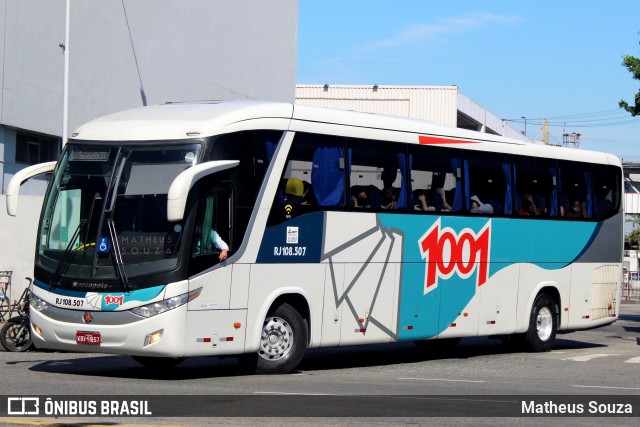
208 130 283 246
592 164 621 220
267 133 347 225
464 152 510 215
348 138 409 212
515 157 557 217
409 145 461 213
558 161 590 219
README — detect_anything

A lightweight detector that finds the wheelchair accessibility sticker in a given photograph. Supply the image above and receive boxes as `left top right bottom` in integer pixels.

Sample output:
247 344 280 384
98 237 111 253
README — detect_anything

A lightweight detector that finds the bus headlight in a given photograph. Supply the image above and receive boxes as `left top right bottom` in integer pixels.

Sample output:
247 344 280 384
130 287 202 318
30 293 50 312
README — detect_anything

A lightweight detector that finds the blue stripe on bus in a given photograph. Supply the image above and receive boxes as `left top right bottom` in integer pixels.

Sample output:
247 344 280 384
33 278 165 309
378 214 599 339
257 212 602 340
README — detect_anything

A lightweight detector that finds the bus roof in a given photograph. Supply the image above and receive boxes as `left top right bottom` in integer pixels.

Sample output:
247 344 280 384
70 100 620 167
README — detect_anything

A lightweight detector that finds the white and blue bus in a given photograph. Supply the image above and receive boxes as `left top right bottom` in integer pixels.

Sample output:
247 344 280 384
7 101 623 373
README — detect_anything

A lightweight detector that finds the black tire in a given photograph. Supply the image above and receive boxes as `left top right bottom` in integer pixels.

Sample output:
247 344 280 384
131 356 185 368
1 317 34 352
242 302 308 374
523 294 557 352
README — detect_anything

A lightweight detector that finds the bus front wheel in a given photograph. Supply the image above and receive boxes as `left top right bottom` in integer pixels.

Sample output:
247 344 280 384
242 302 308 374
523 294 557 352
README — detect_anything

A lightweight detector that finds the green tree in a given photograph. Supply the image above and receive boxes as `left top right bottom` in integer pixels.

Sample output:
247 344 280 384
619 41 640 116
626 214 640 248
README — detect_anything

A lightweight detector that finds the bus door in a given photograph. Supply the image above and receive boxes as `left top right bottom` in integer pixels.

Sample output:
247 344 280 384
188 183 235 306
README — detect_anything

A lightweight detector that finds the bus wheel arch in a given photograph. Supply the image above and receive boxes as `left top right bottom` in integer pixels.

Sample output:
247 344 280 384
242 293 310 374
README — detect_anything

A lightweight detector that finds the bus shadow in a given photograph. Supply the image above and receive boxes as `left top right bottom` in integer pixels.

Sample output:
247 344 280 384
618 313 640 322
25 335 607 380
27 354 249 380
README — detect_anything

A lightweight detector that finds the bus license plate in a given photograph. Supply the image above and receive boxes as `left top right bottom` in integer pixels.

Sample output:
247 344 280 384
76 331 101 345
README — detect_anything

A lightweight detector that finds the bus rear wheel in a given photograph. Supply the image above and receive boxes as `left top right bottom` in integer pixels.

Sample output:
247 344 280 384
242 302 307 374
523 294 557 352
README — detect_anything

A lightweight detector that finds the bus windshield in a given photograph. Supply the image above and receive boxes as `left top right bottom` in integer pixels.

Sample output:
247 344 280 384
37 142 202 288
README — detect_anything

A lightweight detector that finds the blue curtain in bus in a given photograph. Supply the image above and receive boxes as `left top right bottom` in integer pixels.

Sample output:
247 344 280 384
502 162 512 215
463 159 470 211
312 145 346 206
396 152 410 209
548 166 558 216
450 157 463 212
583 170 592 218
264 140 277 164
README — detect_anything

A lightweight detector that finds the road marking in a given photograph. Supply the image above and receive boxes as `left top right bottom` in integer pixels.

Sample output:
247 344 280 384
398 378 485 383
561 353 619 362
624 356 640 364
573 385 640 391
254 391 333 396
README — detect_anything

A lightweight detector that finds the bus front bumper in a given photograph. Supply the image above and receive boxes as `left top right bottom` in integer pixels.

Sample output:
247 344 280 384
29 304 187 357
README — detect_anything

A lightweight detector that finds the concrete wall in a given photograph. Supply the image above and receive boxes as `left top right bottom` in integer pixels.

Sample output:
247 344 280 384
1 0 298 136
0 0 298 295
296 85 458 127
295 84 531 143
0 195 44 298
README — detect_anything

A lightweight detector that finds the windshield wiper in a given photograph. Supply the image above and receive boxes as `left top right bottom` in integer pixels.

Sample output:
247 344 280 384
107 218 130 293
49 218 87 290
49 192 101 290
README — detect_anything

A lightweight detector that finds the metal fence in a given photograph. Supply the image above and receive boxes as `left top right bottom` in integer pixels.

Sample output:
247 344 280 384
622 283 640 303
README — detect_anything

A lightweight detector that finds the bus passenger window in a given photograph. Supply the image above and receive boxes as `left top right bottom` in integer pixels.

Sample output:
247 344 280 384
514 156 556 217
464 152 509 215
558 161 590 219
267 133 346 226
592 164 621 220
409 145 459 213
348 138 409 212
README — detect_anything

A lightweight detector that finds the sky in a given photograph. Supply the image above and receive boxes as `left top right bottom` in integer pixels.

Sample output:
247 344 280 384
297 0 640 160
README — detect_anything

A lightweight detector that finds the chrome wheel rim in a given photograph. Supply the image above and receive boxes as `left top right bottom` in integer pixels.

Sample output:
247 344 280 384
258 316 293 361
536 307 553 341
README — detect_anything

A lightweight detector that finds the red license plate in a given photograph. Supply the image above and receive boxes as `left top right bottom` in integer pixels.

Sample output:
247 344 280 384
76 331 101 345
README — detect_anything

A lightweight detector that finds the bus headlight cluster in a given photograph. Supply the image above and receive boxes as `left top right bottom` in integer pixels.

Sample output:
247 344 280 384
30 293 50 312
130 288 202 318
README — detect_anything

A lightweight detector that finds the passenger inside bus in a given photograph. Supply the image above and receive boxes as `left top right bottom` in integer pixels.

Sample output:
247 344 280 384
564 199 586 219
351 185 382 209
284 178 304 204
198 229 229 261
380 166 399 210
518 193 541 216
413 190 436 211
470 195 493 214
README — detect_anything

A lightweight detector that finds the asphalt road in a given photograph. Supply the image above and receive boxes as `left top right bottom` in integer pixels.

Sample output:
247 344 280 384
0 303 639 426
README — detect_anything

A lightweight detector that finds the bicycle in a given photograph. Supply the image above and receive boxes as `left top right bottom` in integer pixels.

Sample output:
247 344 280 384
1 278 34 352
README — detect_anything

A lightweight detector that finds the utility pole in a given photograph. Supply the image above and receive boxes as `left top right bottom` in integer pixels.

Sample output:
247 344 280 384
62 0 70 147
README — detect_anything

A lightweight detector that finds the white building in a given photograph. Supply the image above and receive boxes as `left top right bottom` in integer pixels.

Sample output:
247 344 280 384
295 84 531 141
0 0 298 292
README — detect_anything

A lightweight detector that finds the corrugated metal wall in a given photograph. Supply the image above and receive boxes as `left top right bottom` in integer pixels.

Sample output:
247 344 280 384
296 85 458 127
625 193 640 214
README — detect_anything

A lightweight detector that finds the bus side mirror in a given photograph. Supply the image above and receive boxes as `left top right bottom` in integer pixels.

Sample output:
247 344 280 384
6 161 57 216
167 160 239 222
